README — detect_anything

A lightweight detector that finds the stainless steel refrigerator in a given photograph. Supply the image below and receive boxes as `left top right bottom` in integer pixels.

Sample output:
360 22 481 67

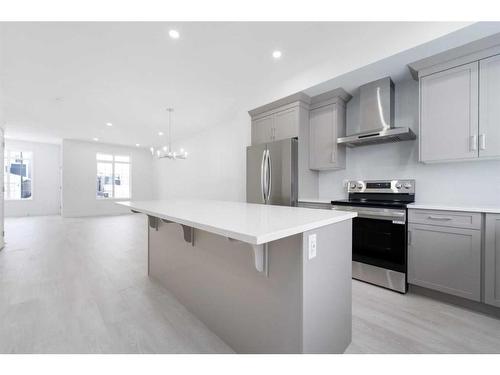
246 138 298 206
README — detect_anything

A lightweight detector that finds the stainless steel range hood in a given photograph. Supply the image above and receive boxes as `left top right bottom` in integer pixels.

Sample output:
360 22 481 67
337 77 416 147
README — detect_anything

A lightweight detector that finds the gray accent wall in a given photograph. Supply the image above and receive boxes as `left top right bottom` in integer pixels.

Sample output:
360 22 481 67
318 79 500 204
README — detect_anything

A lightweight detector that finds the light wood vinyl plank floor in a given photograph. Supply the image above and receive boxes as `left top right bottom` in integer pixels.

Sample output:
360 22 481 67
1 215 499 353
0 215 233 354
347 279 500 353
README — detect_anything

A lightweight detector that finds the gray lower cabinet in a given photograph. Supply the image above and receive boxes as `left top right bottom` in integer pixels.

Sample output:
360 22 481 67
408 222 481 301
485 214 500 307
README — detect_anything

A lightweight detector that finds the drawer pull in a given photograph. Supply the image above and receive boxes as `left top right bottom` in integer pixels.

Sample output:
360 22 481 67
427 215 453 221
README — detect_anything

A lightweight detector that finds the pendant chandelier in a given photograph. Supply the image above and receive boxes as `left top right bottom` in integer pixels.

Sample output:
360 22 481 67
150 108 188 160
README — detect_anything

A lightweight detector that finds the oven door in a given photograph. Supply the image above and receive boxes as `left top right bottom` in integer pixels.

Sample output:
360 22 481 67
333 206 407 273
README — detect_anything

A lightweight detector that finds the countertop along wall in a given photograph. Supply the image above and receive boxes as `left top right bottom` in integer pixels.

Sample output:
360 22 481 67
4 139 61 217
62 139 154 217
318 79 500 206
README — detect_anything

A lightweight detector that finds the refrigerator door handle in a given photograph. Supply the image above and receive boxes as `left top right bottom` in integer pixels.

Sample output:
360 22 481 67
266 149 272 203
260 149 267 203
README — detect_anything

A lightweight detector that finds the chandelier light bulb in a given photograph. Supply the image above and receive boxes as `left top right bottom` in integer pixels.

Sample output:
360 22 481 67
154 107 188 160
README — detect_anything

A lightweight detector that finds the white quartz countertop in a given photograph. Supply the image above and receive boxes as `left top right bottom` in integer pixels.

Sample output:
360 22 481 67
118 200 356 245
408 203 500 214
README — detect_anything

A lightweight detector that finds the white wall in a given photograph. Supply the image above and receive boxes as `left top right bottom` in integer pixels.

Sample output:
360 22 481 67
154 110 249 201
4 139 61 217
318 79 500 205
62 139 154 217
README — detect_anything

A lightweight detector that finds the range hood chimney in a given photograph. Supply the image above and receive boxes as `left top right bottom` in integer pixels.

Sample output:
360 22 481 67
337 77 416 147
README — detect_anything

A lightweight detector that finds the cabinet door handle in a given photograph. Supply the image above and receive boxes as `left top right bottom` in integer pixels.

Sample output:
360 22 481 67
470 135 478 151
408 230 412 246
427 215 453 221
479 134 486 150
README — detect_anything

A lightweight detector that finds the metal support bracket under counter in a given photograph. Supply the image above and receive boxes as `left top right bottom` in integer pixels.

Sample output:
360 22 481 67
161 218 194 246
228 238 269 276
144 214 195 245
140 211 268 274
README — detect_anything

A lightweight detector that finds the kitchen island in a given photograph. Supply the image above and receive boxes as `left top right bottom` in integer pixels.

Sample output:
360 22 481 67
117 199 356 354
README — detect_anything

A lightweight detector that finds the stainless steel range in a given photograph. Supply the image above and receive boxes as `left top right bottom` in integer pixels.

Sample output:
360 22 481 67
332 179 415 293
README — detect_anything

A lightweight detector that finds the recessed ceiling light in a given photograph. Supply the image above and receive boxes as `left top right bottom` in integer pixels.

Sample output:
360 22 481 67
93 137 99 142
158 131 164 136
169 29 180 39
272 50 282 59
135 143 140 147
106 122 113 127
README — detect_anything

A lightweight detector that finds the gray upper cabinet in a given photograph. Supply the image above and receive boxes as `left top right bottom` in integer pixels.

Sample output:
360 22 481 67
249 93 310 146
485 214 500 308
308 90 349 171
479 54 500 159
410 37 500 163
419 62 479 163
408 209 482 301
251 115 274 145
274 107 300 141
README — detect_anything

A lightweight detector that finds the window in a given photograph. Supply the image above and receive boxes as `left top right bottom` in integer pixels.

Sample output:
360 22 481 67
96 153 130 199
4 150 33 200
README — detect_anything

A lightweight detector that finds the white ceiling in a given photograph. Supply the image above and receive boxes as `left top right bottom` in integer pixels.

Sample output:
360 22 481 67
0 22 472 147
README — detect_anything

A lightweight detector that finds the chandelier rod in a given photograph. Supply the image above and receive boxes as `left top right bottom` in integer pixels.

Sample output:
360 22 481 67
167 108 173 153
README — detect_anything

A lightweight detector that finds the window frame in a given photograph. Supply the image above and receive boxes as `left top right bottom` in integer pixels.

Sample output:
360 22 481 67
4 149 34 201
96 153 131 200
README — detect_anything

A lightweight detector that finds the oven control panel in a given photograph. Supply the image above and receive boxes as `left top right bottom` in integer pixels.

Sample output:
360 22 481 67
347 179 415 194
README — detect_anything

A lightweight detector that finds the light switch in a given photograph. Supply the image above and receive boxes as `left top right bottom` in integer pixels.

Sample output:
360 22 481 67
308 233 317 260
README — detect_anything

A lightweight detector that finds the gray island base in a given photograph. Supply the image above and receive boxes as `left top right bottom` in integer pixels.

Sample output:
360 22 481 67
119 200 354 353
